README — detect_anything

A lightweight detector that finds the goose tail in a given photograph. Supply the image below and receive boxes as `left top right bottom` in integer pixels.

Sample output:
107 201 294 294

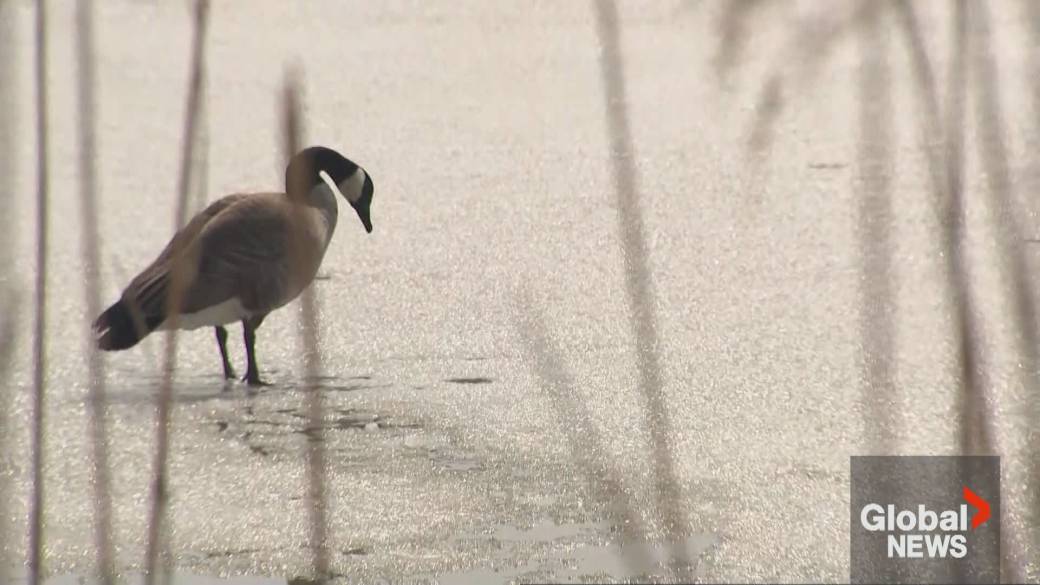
93 299 156 351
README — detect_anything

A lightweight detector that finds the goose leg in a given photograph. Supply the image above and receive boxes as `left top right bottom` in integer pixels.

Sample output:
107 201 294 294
241 314 269 386
214 326 236 380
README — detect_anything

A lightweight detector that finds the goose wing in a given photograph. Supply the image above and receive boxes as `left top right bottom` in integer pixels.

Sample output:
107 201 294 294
188 194 298 313
120 193 252 322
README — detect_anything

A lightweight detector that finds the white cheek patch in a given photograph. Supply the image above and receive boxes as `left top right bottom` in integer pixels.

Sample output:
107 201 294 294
319 170 340 196
337 168 367 204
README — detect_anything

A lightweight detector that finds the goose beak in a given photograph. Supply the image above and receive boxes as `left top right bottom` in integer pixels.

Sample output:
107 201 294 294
358 207 373 233
345 170 374 234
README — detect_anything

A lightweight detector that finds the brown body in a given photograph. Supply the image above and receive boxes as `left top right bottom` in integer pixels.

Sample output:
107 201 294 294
120 192 334 332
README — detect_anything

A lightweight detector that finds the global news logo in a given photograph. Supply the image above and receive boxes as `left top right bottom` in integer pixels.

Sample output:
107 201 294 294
859 486 991 560
851 456 999 584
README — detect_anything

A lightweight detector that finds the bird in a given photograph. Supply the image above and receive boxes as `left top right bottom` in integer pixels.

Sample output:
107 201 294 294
93 146 374 385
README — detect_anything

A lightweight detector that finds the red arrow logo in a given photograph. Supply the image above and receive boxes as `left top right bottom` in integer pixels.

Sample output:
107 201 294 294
963 486 990 529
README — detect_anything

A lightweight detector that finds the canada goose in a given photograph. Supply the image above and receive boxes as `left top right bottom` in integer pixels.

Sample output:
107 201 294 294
93 146 374 385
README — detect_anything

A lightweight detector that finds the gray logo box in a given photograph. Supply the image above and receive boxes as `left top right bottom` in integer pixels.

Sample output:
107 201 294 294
850 456 1000 584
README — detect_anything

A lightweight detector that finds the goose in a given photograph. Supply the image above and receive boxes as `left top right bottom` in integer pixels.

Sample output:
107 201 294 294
93 146 374 385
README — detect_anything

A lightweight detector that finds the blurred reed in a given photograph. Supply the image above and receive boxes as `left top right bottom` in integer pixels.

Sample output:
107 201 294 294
512 289 660 572
739 2 875 155
855 1 898 456
936 4 977 581
144 0 210 582
527 0 693 577
713 0 769 79
968 2 1040 384
852 3 904 574
0 0 19 573
281 71 332 581
965 1 1034 575
28 0 50 582
1020 0 1040 565
593 0 686 546
75 0 116 581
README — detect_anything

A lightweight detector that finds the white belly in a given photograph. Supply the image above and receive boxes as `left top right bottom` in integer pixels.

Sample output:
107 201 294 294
159 297 248 331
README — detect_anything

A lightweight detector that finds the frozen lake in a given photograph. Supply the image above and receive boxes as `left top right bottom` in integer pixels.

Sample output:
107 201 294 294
0 0 1037 582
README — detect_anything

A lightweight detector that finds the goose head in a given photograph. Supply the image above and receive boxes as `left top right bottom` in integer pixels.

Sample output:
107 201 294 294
286 146 375 233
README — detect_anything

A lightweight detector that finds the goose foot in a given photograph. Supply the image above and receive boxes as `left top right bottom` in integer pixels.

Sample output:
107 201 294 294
243 371 270 387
